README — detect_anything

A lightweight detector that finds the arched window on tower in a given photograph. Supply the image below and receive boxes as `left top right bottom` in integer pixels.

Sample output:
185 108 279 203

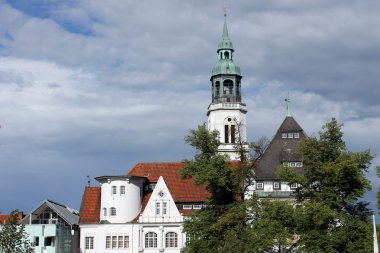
224 51 230 59
224 117 236 144
223 80 234 101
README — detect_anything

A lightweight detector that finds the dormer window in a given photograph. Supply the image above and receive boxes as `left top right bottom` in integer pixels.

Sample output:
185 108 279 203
294 132 300 138
282 133 287 138
288 133 293 138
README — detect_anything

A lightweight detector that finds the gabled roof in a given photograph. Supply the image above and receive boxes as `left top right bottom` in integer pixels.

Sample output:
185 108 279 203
128 162 210 202
255 116 306 180
79 187 101 224
21 199 79 226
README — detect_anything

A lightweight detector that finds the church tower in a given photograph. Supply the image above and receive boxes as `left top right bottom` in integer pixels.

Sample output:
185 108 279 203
207 14 248 160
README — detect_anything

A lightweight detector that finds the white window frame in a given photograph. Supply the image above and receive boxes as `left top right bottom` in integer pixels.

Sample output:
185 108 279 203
124 236 129 249
110 207 116 216
193 204 202 210
163 202 168 215
273 182 281 190
290 183 298 189
256 182 264 190
183 204 192 210
85 236 94 249
288 133 293 138
112 186 117 195
145 232 158 248
165 232 178 248
282 133 287 138
156 202 161 215
120 186 126 195
105 236 111 249
294 132 300 138
112 236 117 249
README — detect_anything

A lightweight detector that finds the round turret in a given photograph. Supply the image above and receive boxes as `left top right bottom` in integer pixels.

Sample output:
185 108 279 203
96 175 146 223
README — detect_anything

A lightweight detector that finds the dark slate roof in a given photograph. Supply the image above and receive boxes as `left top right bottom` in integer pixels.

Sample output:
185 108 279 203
255 116 306 180
20 199 80 226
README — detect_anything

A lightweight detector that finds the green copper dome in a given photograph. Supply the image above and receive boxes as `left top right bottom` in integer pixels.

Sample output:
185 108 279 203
212 60 241 76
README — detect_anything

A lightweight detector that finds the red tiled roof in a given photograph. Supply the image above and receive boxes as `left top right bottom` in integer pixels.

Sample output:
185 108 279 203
0 212 24 224
79 187 101 224
0 214 11 224
128 162 210 202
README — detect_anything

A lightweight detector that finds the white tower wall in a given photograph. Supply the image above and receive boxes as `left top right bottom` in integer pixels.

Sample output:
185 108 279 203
100 178 143 223
208 103 247 160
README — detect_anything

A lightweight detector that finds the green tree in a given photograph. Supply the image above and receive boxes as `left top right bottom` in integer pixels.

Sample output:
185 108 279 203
279 118 374 252
0 210 33 253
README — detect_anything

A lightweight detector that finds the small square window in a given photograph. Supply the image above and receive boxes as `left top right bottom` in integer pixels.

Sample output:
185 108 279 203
193 204 202 209
296 162 303 167
294 132 300 138
288 133 293 138
256 182 264 190
45 236 55 247
282 133 287 138
273 182 281 190
290 183 298 189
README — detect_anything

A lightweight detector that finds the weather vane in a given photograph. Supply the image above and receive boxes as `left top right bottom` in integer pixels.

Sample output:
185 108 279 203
285 92 292 117
222 4 228 17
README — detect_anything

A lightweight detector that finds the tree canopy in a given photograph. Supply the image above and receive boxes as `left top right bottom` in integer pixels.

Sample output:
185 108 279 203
0 210 33 253
182 119 374 253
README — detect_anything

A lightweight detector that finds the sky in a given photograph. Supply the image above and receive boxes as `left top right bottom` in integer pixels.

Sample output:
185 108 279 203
0 0 379 217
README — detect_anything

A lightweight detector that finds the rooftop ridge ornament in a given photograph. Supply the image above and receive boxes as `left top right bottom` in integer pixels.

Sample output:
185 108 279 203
222 4 228 18
285 92 292 117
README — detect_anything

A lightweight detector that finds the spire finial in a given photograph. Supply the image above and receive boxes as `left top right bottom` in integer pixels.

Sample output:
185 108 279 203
222 4 228 18
285 92 292 117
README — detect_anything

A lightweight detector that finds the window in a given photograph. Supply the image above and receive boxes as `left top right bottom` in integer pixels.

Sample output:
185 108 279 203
273 182 281 190
186 233 190 242
290 183 298 189
183 204 192 210
282 133 287 138
288 133 293 138
256 182 264 190
294 132 300 138
165 232 178 248
34 237 39 246
45 236 55 247
124 236 129 248
103 208 107 217
106 236 111 249
118 236 123 248
290 162 296 167
145 232 157 248
112 186 117 194
156 202 161 215
163 202 168 215
193 204 202 209
120 186 125 195
112 236 117 248
296 162 303 167
231 124 235 143
110 207 116 216
224 125 229 143
85 237 93 249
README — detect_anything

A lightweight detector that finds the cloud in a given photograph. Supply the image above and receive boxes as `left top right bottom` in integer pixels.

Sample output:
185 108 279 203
0 0 379 215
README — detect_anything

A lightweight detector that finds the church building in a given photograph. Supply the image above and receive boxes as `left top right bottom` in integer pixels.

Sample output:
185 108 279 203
79 14 306 253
